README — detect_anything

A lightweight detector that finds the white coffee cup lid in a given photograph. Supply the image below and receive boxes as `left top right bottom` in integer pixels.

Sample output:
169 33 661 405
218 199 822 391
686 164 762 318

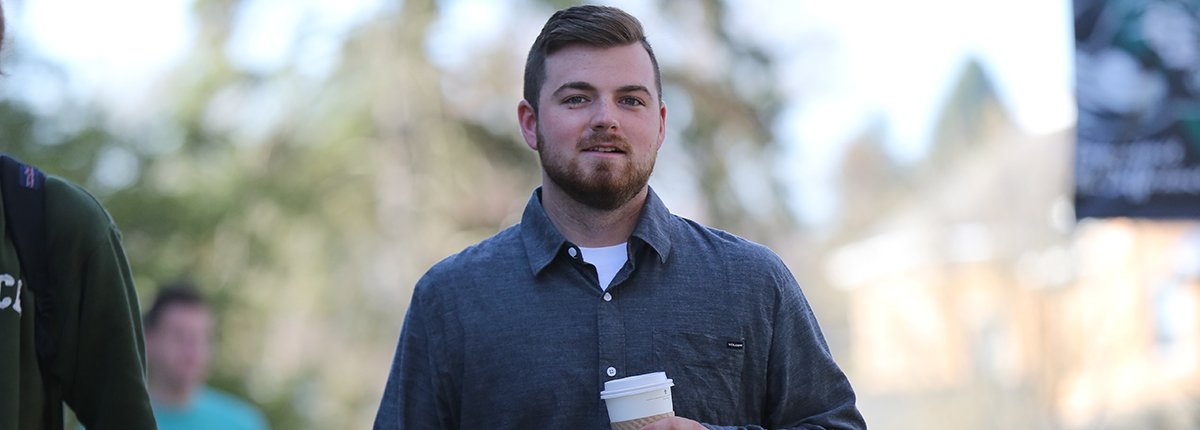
600 372 674 399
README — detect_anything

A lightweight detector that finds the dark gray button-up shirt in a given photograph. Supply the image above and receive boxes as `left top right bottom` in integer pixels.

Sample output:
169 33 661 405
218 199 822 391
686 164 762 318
374 188 866 430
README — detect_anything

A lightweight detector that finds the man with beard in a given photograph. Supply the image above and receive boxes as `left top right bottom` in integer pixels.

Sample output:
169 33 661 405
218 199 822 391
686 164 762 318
374 5 866 430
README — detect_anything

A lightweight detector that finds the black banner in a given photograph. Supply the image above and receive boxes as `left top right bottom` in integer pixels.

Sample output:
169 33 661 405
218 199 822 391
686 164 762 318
1074 0 1200 219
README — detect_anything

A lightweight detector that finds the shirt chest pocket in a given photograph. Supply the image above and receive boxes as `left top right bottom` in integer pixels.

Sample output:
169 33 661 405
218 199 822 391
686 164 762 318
655 331 745 371
653 330 746 422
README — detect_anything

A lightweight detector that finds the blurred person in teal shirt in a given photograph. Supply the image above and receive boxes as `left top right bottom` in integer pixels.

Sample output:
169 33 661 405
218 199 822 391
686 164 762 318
144 282 268 430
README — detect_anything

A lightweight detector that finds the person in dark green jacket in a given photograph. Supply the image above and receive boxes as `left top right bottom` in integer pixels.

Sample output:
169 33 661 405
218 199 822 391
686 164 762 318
0 5 159 429
0 174 159 430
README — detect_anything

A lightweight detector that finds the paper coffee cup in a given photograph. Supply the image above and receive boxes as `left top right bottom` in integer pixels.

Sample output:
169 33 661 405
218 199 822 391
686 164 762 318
601 372 675 430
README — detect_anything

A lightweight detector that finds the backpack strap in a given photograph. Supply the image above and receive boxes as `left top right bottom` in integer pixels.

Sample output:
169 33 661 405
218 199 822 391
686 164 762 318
1 154 63 430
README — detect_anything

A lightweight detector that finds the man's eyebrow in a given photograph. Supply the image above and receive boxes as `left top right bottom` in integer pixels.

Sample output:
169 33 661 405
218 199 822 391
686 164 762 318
616 85 652 95
552 81 596 96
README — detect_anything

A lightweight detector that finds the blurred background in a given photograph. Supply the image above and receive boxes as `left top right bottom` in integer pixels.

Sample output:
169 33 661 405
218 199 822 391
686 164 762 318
2 0 1196 428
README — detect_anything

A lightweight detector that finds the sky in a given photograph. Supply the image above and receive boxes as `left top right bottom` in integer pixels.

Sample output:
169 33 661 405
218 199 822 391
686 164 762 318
3 0 1075 226
723 0 1074 224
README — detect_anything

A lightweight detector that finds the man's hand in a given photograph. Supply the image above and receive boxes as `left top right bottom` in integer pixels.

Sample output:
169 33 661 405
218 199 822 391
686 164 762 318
638 416 707 430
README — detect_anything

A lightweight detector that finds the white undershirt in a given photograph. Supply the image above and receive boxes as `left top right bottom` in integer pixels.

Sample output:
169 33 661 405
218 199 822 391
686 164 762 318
578 243 628 291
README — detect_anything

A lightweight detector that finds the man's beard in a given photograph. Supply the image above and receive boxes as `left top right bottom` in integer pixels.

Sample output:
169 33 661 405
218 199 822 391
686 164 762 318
537 129 655 211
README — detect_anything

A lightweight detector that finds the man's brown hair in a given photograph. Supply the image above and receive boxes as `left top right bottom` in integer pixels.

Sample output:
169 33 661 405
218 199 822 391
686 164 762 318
523 5 661 113
144 281 207 330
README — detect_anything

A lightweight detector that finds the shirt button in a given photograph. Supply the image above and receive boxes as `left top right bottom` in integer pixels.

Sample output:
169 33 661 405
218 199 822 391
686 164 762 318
606 367 617 377
568 247 578 258
603 292 612 302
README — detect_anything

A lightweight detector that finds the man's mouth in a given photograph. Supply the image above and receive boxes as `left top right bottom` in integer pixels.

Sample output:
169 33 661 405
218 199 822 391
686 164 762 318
585 147 625 153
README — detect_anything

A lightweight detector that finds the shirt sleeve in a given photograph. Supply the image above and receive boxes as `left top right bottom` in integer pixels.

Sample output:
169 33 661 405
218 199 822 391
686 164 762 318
703 258 866 430
252 407 271 430
374 277 458 430
60 226 158 429
43 178 157 430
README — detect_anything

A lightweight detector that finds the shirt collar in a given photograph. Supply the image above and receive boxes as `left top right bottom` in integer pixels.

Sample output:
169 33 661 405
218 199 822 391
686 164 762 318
520 188 569 276
521 186 674 276
629 187 673 264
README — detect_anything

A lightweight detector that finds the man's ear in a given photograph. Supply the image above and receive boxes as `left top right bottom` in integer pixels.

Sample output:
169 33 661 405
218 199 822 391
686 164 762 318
655 101 667 151
518 100 539 151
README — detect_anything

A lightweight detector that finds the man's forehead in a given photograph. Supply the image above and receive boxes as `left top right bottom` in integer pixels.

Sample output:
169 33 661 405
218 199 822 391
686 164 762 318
161 303 211 320
542 43 656 94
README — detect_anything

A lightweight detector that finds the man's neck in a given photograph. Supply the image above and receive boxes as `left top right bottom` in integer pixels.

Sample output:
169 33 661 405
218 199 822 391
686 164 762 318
540 181 647 248
148 378 197 409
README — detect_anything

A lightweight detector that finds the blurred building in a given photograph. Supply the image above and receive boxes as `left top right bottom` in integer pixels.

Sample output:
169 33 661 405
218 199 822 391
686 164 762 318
821 60 1200 430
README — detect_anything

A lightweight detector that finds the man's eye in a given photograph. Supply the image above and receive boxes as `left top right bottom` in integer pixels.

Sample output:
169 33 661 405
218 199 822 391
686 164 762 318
620 97 645 106
564 96 587 104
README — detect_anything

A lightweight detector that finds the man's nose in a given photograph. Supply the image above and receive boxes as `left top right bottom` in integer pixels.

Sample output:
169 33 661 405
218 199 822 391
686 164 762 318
590 99 619 131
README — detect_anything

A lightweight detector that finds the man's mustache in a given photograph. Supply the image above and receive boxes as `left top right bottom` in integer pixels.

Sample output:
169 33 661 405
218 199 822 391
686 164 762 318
577 131 631 152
